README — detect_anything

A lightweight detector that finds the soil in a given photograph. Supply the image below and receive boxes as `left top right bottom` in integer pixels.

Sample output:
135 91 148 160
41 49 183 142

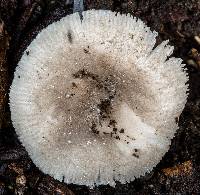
0 0 200 194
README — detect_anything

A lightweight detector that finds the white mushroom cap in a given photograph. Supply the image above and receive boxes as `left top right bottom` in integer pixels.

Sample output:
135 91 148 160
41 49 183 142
9 10 188 187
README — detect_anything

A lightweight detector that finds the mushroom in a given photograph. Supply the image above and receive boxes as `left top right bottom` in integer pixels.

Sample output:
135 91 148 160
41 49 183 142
9 10 189 187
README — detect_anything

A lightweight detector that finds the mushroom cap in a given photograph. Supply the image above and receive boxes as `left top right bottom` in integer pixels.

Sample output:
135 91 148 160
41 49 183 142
9 10 188 187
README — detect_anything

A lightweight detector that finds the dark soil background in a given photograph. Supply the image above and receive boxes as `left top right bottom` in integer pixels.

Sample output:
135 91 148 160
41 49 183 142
0 0 200 194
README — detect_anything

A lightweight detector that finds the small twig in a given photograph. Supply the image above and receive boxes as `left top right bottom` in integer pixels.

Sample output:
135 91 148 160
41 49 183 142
73 0 84 18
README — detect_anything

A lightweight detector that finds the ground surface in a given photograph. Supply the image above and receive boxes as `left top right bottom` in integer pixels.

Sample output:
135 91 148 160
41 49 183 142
0 0 200 194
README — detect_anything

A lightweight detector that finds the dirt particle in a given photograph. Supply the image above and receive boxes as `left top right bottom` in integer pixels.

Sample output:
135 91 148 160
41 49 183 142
83 48 90 54
113 128 117 133
103 132 109 135
91 123 99 134
67 30 73 44
97 99 112 119
127 135 136 140
72 69 98 81
132 153 139 158
71 82 77 88
129 33 134 39
109 119 116 127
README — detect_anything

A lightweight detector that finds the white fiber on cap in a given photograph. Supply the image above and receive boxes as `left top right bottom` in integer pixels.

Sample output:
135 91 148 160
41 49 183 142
9 10 189 187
